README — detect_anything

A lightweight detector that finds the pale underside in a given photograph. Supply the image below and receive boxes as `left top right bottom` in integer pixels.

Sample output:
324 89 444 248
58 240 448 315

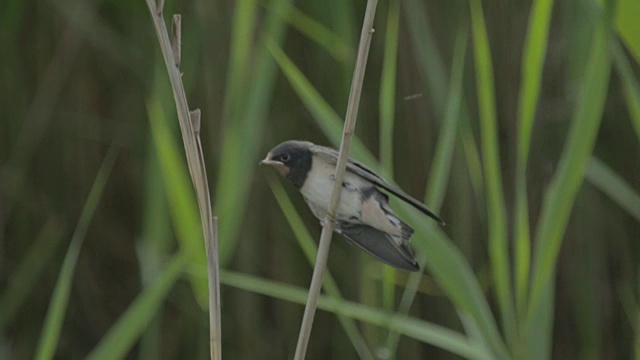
300 156 404 242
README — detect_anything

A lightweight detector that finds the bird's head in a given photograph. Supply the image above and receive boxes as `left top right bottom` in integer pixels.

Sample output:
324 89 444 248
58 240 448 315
260 140 313 188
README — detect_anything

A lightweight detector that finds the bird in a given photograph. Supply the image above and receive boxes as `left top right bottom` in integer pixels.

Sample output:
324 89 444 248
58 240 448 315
260 140 443 272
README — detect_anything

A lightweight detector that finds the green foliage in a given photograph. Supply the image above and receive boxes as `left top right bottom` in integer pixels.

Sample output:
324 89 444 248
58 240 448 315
86 254 187 360
2 0 639 358
470 0 515 346
147 91 208 305
35 145 118 360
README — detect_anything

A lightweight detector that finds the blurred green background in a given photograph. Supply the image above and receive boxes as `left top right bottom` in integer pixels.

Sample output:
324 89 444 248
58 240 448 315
1 0 640 359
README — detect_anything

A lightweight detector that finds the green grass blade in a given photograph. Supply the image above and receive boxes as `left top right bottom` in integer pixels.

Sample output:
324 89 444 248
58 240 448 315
526 15 612 353
215 0 291 265
220 270 493 360
379 0 400 176
470 0 516 344
614 0 640 64
514 0 555 315
137 131 173 359
401 213 509 359
586 157 640 221
386 28 468 356
425 28 468 209
379 0 401 318
265 3 352 63
34 144 118 360
147 95 207 306
522 283 554 360
611 40 640 142
86 253 187 360
460 118 486 205
0 219 65 329
268 177 374 359
222 0 259 121
516 0 555 170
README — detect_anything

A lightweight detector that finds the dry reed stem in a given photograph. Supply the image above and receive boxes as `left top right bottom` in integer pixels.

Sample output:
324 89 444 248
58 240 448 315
293 0 379 359
145 2 221 359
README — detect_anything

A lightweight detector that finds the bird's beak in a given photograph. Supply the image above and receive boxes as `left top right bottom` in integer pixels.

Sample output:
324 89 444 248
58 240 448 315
259 153 288 174
259 159 283 166
259 153 282 166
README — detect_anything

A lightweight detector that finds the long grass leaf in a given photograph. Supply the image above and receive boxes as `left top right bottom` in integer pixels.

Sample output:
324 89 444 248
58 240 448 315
220 270 493 360
387 28 469 356
222 0 259 122
514 0 555 315
470 0 516 344
527 15 611 354
0 219 65 329
379 0 400 176
401 211 509 359
34 144 118 360
264 3 352 63
586 157 640 221
425 29 468 209
147 96 207 305
137 132 173 359
215 0 291 264
522 283 554 360
86 253 187 360
379 0 401 318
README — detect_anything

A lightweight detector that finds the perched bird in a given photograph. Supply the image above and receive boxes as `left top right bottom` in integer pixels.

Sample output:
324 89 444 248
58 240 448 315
260 140 443 272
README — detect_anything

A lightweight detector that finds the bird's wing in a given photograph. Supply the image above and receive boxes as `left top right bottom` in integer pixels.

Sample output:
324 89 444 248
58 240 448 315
310 145 444 224
337 222 420 271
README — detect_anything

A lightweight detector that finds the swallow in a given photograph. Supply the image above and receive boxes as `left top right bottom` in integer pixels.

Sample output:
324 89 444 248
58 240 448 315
260 140 443 271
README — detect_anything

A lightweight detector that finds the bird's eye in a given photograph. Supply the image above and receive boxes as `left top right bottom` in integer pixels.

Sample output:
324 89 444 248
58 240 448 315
280 154 291 162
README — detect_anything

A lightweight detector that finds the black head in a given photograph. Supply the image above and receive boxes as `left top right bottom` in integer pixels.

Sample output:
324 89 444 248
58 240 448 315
260 140 313 188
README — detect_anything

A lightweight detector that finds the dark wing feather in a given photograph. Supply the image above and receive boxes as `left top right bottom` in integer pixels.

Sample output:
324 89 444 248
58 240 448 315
310 145 444 224
338 222 420 271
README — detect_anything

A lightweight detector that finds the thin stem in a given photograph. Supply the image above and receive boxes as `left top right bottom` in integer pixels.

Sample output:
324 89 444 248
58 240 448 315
293 0 379 358
144 2 221 359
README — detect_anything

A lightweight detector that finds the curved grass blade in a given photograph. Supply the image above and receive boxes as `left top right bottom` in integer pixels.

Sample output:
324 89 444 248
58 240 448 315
526 16 612 357
470 0 515 345
586 157 640 221
34 144 118 360
424 28 468 211
379 0 400 176
379 0 401 320
220 270 493 360
514 0 555 315
263 2 352 63
137 133 173 359
147 95 207 305
215 0 292 265
86 253 187 360
0 219 65 329
386 28 469 356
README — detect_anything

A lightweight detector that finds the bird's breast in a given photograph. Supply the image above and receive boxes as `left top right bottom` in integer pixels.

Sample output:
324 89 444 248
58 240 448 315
300 163 370 221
